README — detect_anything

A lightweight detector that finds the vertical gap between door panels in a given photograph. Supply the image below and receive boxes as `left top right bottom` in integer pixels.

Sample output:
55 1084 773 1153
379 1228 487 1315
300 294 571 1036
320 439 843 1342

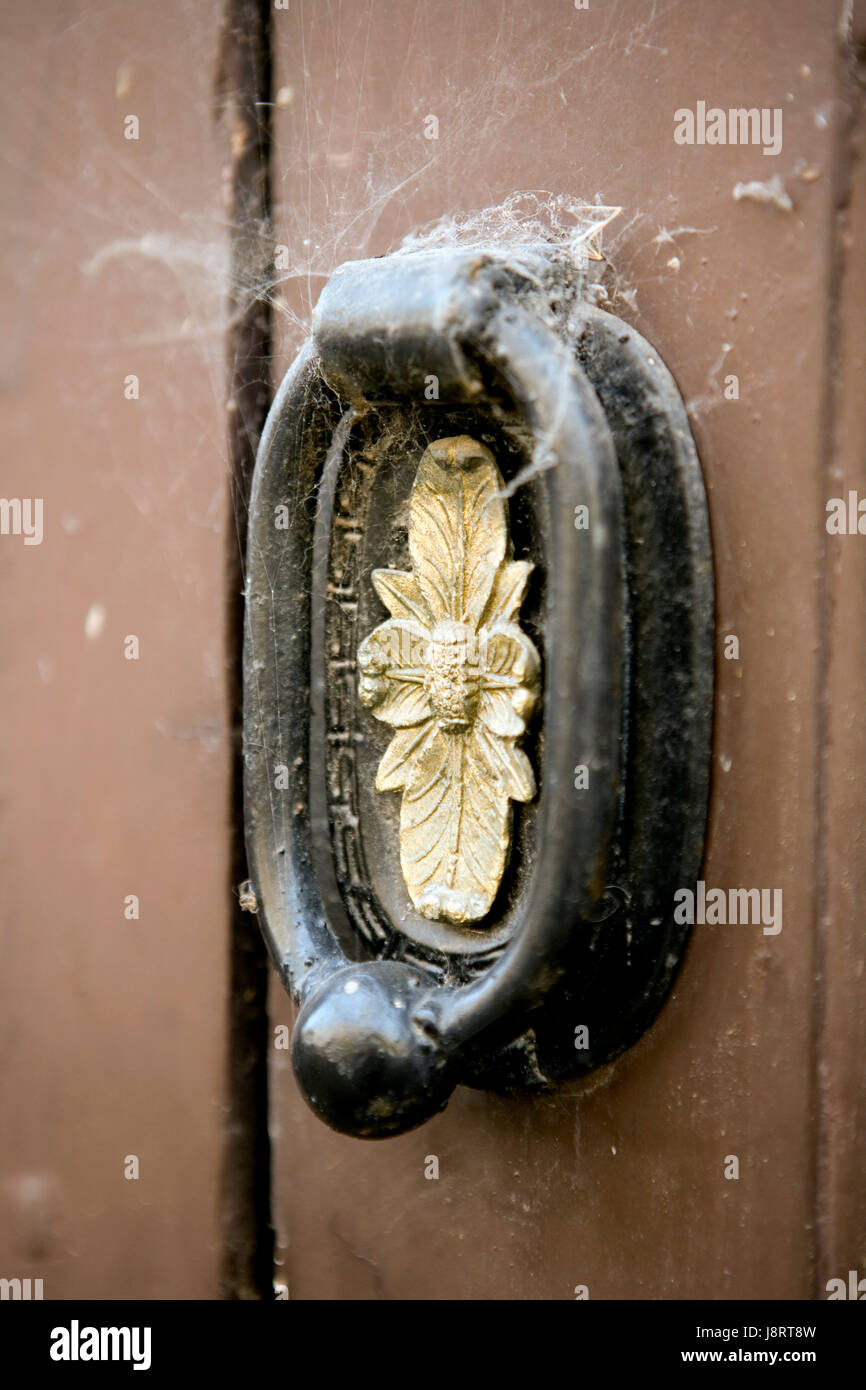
809 21 860 1303
217 0 275 1300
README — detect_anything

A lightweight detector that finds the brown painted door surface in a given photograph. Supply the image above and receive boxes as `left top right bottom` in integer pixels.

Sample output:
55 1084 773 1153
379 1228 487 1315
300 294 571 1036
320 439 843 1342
1 0 864 1302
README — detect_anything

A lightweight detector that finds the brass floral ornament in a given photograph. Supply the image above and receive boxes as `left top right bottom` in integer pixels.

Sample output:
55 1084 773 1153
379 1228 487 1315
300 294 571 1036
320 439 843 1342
357 436 540 925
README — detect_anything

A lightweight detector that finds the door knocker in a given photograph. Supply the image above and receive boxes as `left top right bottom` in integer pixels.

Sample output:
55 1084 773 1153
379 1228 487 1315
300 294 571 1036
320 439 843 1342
243 247 713 1138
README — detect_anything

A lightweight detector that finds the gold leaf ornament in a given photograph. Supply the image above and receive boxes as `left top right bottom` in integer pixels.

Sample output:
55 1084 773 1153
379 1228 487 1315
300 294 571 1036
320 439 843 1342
357 436 540 925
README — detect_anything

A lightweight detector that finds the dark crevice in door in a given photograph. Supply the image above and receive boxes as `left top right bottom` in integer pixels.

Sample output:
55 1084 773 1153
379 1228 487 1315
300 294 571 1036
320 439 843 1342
809 18 862 1303
216 0 274 1300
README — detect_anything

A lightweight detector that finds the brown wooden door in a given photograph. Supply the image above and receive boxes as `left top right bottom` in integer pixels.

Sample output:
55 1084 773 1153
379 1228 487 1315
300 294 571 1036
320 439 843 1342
1 0 864 1301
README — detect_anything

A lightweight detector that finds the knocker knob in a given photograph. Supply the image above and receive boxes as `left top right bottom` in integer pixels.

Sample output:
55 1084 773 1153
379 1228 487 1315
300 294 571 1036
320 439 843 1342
291 963 455 1139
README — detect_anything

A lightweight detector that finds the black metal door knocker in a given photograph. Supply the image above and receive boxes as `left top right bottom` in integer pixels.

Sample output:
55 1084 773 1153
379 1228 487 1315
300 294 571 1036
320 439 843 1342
243 246 713 1138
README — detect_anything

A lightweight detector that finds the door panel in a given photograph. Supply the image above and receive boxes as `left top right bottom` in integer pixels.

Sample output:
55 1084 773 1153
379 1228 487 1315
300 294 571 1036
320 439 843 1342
267 0 864 1300
0 0 863 1303
0 1 230 1298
